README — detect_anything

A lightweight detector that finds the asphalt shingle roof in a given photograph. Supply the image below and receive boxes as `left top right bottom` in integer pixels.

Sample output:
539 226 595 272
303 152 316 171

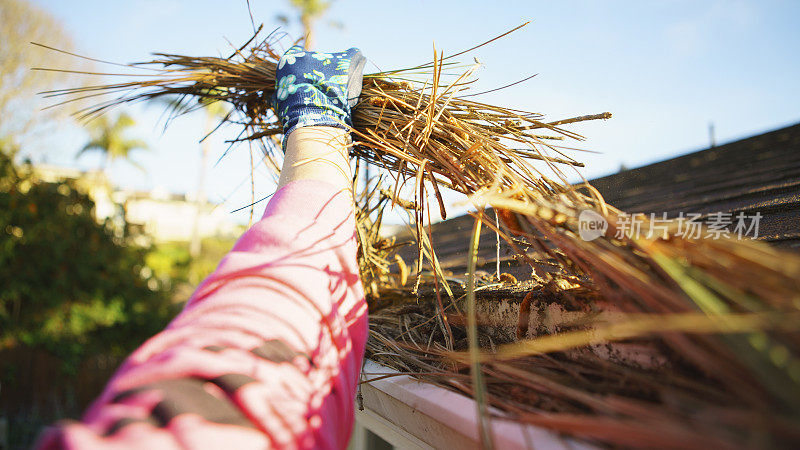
392 122 800 279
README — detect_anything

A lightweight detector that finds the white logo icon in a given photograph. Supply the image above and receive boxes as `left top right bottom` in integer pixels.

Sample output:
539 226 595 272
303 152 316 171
578 209 608 241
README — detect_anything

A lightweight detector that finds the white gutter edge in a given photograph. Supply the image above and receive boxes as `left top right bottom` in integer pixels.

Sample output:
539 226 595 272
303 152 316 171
359 359 596 450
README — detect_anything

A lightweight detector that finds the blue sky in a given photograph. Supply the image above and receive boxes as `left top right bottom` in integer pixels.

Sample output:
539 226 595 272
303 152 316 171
28 0 800 223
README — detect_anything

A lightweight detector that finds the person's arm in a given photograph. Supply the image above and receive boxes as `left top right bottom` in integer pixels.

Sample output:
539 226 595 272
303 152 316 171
278 126 351 190
37 47 368 450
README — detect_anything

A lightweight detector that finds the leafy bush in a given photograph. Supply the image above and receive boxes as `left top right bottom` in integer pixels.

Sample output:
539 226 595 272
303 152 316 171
0 150 178 373
147 236 239 290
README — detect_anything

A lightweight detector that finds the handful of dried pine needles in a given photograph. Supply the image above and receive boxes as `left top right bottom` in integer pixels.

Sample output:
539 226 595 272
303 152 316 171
40 24 800 448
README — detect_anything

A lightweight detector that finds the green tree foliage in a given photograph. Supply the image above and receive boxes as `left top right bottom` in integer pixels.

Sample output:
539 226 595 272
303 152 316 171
0 148 176 373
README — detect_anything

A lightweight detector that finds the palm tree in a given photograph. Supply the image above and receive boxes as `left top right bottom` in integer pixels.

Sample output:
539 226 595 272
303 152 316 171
159 92 229 257
78 112 147 174
189 98 228 257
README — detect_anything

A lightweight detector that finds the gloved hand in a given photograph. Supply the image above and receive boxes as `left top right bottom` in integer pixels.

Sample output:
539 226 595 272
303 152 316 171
272 46 366 143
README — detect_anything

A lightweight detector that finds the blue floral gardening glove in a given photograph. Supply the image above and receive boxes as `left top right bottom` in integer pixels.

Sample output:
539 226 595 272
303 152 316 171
273 46 366 143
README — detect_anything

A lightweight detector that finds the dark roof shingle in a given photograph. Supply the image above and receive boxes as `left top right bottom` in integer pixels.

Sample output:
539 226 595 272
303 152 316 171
591 123 800 248
392 122 800 279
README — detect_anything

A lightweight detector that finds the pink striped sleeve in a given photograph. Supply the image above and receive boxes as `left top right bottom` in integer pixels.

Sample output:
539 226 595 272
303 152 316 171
36 179 368 450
